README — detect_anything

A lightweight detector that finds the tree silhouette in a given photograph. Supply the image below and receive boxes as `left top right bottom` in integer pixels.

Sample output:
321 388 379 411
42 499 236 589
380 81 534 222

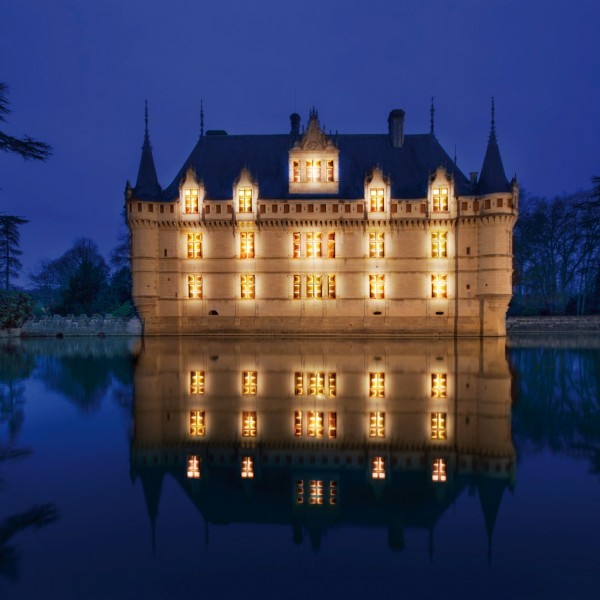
0 216 28 289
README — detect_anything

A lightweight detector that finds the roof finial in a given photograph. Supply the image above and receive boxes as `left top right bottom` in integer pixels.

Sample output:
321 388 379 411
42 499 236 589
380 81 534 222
454 145 457 165
430 96 435 136
200 100 205 139
144 100 149 140
490 96 496 141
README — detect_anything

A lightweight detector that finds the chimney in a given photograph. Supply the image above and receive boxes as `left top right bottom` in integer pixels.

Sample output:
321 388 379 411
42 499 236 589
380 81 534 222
290 113 301 137
388 109 405 148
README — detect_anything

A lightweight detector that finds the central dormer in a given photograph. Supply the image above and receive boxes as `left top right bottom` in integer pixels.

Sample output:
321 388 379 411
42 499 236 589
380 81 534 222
288 109 339 195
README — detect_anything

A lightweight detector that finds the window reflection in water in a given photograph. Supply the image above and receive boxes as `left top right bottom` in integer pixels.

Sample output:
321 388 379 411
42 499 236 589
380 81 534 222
131 338 514 552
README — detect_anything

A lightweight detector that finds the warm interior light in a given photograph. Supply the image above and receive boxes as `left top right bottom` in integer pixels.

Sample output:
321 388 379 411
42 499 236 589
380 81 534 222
309 480 324 504
296 480 305 504
369 274 384 299
328 373 337 397
295 372 303 395
306 232 322 258
308 411 324 438
294 410 303 436
307 274 323 298
242 411 257 437
327 274 336 299
241 274 255 299
432 274 447 299
372 456 385 479
431 231 447 258
238 187 253 213
327 232 335 258
241 456 254 479
369 188 384 212
189 410 205 436
369 372 385 398
431 373 447 398
306 160 321 182
369 411 385 437
187 455 200 479
369 232 385 258
328 412 337 439
293 232 301 258
329 480 337 505
240 232 255 259
309 372 325 396
292 160 300 182
432 187 449 212
293 274 301 299
185 189 199 214
187 232 202 258
190 370 205 395
432 458 447 482
242 370 257 395
431 412 447 440
326 160 334 182
187 274 203 299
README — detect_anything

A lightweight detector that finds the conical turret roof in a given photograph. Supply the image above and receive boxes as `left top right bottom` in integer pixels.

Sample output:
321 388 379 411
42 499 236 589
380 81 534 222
134 102 162 200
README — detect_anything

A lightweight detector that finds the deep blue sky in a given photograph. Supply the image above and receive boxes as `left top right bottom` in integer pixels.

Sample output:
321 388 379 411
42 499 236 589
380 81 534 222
1 0 599 277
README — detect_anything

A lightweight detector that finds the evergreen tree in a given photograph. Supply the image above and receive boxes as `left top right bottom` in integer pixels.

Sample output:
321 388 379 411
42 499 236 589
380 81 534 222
0 216 28 290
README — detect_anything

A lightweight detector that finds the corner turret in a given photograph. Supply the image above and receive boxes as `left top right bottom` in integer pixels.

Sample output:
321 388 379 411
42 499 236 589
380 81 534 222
134 101 162 200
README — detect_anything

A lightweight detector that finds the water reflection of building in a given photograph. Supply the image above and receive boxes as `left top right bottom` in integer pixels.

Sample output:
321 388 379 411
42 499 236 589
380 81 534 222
131 338 514 553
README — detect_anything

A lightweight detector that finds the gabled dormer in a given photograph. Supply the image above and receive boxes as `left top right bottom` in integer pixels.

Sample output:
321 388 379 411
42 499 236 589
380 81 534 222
288 109 339 195
179 167 204 219
365 168 391 219
234 168 259 221
428 167 457 219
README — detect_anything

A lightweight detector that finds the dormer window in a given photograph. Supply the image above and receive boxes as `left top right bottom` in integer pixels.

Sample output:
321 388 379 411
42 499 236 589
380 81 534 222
369 188 385 213
185 189 199 214
238 187 253 213
292 160 300 182
326 160 334 182
306 160 321 182
433 187 449 212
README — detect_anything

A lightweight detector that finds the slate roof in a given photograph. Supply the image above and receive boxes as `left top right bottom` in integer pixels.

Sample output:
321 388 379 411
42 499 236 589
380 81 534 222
133 131 162 201
476 115 512 195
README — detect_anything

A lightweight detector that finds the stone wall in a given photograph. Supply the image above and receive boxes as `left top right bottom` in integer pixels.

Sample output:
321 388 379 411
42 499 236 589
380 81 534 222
20 315 142 337
507 316 600 333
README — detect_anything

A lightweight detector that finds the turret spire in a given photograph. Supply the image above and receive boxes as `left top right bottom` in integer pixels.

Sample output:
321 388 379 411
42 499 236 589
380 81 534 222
200 100 204 139
490 96 496 141
430 97 435 136
144 99 149 141
134 100 162 200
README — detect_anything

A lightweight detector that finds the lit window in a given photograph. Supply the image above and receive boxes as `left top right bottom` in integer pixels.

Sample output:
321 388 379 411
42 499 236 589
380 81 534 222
369 372 385 398
190 371 205 395
369 411 385 437
293 232 301 258
369 188 384 212
432 274 447 299
241 274 255 299
369 232 384 258
309 372 325 396
238 187 253 213
295 372 303 395
292 160 300 182
327 232 335 258
328 412 337 439
240 232 255 259
308 411 324 437
431 373 447 399
294 410 303 436
431 412 447 440
189 410 206 436
185 189 199 214
296 480 304 504
293 274 302 299
327 274 336 299
307 275 323 299
329 480 337 505
328 373 337 397
306 232 322 258
432 231 447 258
432 187 449 212
187 233 202 258
326 160 334 182
432 458 447 482
372 457 385 479
187 455 200 479
242 370 257 395
306 160 321 182
242 411 257 437
187 275 203 299
369 274 384 299
309 480 324 504
241 456 254 479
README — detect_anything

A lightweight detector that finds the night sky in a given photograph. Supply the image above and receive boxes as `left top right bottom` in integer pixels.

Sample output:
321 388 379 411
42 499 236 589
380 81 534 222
1 0 599 277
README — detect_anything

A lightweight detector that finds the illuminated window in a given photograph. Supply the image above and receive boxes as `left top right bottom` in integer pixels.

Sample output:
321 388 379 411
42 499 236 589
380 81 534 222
190 370 205 395
369 411 385 437
431 231 447 258
307 275 323 299
369 232 384 258
187 275 203 299
189 410 206 436
242 411 257 437
187 455 200 479
431 412 447 440
327 274 336 299
431 373 447 399
306 232 322 258
241 456 254 479
296 480 305 504
240 232 255 259
292 160 300 182
185 189 199 214
372 456 385 479
293 232 301 258
328 373 337 398
187 233 202 258
295 372 303 395
309 480 324 504
433 187 449 212
328 412 337 439
329 480 337 505
369 188 384 212
326 160 334 182
369 274 384 299
293 274 302 299
308 411 324 437
238 187 253 213
369 372 385 398
242 370 257 395
306 160 321 182
241 274 255 299
432 458 447 482
309 372 325 396
432 274 447 299
327 232 336 258
294 410 303 436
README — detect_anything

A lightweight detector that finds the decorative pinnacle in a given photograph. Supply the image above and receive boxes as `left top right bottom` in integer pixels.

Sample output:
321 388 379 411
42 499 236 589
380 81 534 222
430 96 435 135
200 100 204 138
454 145 457 165
144 100 149 140
490 96 497 140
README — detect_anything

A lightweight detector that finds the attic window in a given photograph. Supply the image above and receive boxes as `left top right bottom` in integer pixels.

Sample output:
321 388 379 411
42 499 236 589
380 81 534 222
185 189 199 214
306 160 321 182
369 188 385 212
238 187 253 213
432 187 449 212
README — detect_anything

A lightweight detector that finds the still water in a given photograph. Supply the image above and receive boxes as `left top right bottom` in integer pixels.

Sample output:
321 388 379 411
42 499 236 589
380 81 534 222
0 335 598 599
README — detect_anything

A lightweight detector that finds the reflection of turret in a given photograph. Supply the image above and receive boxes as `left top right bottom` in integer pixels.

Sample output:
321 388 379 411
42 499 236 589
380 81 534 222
131 337 515 554
477 476 509 566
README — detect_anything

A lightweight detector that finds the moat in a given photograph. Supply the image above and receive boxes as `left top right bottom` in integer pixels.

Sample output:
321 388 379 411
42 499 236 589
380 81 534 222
1 335 598 598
